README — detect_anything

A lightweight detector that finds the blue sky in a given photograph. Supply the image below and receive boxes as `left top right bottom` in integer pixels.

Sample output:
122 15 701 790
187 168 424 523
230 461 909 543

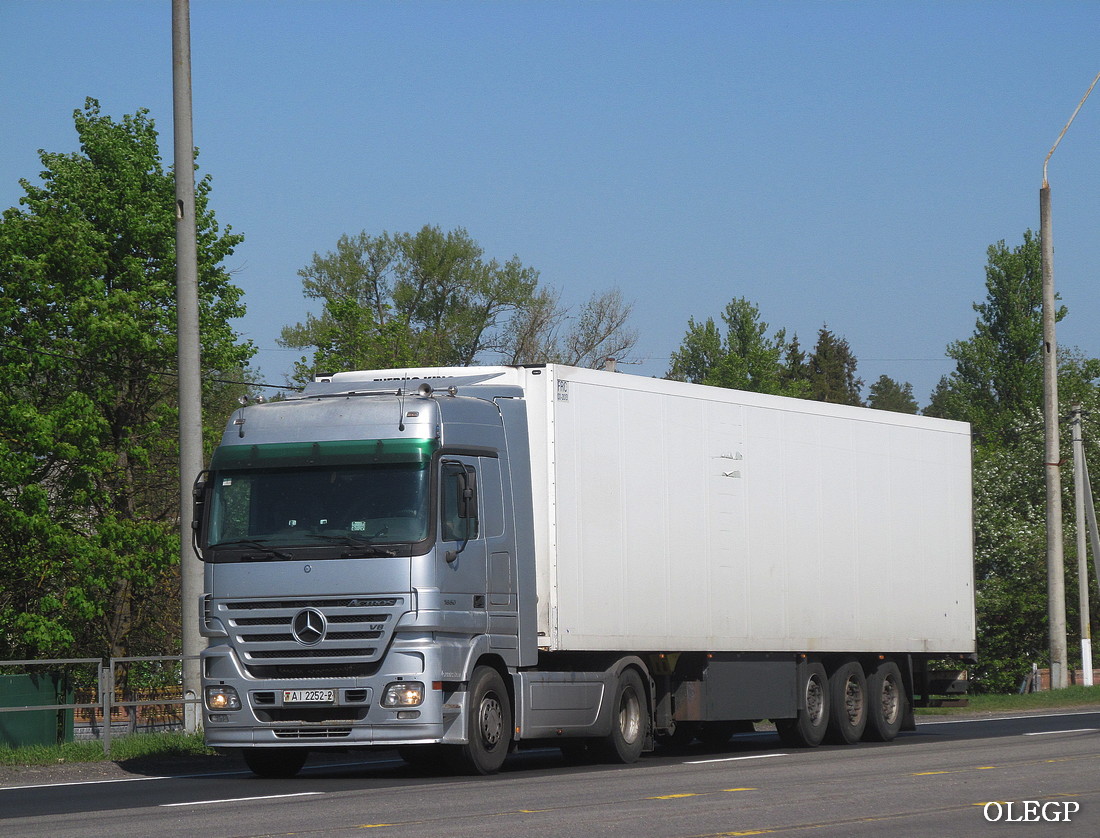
2 1 1098 405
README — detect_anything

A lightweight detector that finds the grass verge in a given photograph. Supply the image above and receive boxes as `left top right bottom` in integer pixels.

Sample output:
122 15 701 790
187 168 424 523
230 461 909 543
0 732 214 767
916 684 1100 715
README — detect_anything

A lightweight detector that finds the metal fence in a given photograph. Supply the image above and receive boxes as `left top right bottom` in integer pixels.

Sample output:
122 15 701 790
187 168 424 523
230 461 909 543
0 655 200 754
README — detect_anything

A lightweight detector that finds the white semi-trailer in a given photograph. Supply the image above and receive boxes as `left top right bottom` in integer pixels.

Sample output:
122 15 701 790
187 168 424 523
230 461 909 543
195 365 975 777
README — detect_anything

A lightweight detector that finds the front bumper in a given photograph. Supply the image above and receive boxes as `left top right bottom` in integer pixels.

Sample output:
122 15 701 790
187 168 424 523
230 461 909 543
201 640 458 749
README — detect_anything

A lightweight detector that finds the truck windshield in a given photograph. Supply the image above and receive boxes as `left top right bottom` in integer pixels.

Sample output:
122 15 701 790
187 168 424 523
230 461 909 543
207 461 430 553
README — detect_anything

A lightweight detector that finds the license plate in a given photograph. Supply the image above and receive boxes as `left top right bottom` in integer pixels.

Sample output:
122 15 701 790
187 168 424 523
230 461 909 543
282 689 335 704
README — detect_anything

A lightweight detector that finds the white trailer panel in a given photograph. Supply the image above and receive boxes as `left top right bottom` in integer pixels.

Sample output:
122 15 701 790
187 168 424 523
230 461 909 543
522 366 974 656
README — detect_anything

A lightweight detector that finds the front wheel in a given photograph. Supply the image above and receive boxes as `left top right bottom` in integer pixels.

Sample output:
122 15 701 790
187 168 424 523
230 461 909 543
242 747 308 779
446 666 512 775
595 668 648 764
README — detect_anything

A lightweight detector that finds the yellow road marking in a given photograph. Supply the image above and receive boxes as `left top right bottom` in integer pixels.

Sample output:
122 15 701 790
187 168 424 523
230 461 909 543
913 765 996 777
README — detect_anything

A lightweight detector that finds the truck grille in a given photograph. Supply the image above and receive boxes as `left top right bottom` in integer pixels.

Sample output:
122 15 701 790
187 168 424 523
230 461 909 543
212 595 406 677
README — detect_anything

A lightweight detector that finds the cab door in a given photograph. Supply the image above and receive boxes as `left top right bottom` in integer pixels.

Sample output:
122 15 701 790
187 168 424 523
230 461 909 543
439 458 488 610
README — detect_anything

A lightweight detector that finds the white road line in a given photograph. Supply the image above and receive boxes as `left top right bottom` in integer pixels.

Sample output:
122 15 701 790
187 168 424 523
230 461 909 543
684 753 789 765
1023 728 1099 736
0 775 173 792
0 757 405 792
160 792 324 807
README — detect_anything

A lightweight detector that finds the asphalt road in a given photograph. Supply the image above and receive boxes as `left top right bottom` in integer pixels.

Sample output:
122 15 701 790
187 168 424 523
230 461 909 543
4 711 1100 838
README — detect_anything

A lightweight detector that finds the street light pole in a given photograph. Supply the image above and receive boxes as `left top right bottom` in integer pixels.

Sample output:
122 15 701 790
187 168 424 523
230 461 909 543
1041 69 1100 691
1040 180 1068 690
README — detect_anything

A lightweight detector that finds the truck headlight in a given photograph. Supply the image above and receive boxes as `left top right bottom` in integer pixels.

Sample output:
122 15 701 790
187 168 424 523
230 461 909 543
205 685 242 711
381 681 424 708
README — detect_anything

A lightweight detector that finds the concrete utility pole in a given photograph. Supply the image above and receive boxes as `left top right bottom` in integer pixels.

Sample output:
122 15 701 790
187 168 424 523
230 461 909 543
1040 179 1068 690
1071 406 1093 685
1041 70 1100 690
172 0 205 731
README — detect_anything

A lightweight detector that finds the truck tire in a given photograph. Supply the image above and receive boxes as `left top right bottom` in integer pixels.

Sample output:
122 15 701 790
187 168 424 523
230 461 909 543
864 661 905 742
447 666 512 775
825 660 868 744
595 668 647 764
242 747 308 778
776 661 829 747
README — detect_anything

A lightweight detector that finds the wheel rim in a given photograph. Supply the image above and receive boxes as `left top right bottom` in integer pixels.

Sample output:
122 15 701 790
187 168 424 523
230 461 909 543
619 687 642 744
806 675 825 726
478 692 504 749
880 676 900 725
842 675 865 725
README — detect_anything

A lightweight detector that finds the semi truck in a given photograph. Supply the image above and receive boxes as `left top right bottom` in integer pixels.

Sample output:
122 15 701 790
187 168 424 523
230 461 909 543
194 364 975 777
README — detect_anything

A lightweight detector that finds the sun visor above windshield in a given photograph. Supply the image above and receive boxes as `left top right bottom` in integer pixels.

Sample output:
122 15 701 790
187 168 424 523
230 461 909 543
210 438 437 470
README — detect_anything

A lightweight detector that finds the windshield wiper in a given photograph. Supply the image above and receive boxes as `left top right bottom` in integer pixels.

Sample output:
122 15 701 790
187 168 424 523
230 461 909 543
341 545 398 558
304 533 372 547
302 533 398 558
209 539 294 560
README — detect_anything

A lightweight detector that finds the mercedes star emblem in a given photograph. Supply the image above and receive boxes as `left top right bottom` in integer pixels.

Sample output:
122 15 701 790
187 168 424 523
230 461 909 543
291 608 327 646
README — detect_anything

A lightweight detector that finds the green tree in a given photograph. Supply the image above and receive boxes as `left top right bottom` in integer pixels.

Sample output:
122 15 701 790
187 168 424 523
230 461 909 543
927 231 1100 691
926 231 1060 443
968 425 1048 692
779 334 809 392
280 227 545 381
504 286 638 369
866 375 918 414
807 326 863 406
667 297 808 397
0 99 252 661
281 228 637 381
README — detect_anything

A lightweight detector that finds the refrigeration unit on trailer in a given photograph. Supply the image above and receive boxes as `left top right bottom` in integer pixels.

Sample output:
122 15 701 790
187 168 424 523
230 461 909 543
194 364 974 777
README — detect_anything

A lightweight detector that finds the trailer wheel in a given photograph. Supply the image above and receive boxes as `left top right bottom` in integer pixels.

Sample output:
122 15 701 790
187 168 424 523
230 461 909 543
595 668 647 764
825 661 868 744
863 661 905 742
242 747 308 779
447 666 512 775
776 662 829 747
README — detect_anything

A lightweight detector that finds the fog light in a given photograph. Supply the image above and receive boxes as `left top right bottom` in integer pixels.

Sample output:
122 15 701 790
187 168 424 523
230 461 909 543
381 681 424 708
205 685 241 711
